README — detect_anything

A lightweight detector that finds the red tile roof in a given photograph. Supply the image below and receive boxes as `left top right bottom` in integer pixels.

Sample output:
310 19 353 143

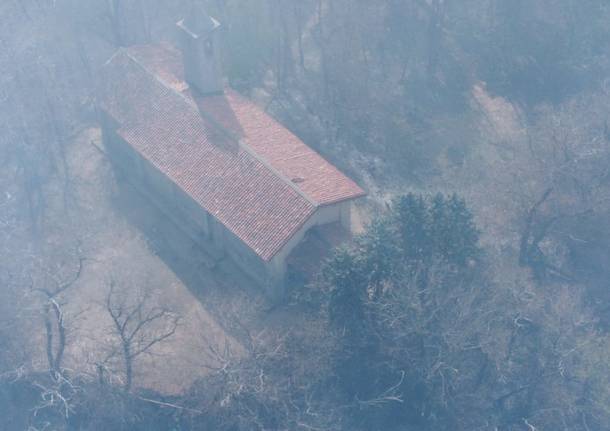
99 43 364 261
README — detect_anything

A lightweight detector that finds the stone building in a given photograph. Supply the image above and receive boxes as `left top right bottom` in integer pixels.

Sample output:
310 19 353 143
98 6 365 297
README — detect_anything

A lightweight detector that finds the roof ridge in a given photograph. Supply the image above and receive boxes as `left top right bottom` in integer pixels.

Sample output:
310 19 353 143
224 88 365 205
238 140 319 207
123 49 200 112
121 49 319 207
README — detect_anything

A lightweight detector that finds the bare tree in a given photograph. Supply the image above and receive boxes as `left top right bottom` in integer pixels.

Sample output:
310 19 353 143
104 0 150 46
33 256 86 379
512 97 610 283
0 254 89 430
103 281 180 391
195 314 341 431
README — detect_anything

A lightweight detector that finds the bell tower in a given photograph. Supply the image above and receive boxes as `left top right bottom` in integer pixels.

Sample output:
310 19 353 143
177 4 223 95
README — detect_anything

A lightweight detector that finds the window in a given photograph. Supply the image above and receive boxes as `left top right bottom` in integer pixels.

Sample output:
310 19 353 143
204 39 213 56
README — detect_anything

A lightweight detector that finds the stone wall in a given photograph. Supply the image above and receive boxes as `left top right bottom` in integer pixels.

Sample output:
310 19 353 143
102 112 271 291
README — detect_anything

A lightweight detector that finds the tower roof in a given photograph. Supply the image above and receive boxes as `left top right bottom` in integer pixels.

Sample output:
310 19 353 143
178 4 220 38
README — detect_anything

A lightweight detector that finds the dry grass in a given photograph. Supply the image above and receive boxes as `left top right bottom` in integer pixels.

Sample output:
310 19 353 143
22 127 247 395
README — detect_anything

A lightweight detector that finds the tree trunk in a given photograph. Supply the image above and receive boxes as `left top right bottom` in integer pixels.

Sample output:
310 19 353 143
123 341 133 391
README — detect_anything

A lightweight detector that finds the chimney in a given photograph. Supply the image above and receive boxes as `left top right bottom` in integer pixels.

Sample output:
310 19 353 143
176 4 223 95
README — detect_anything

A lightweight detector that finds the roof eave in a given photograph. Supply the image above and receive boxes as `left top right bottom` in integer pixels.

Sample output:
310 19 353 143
262 190 366 261
317 190 367 207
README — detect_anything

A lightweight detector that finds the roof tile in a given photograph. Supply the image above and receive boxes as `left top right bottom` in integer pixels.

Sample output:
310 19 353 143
99 44 363 261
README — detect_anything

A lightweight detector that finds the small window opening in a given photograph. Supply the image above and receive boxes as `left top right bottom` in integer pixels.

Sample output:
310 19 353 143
204 39 214 56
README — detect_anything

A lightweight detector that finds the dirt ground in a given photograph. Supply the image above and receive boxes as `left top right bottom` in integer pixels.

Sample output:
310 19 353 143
25 127 259 395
